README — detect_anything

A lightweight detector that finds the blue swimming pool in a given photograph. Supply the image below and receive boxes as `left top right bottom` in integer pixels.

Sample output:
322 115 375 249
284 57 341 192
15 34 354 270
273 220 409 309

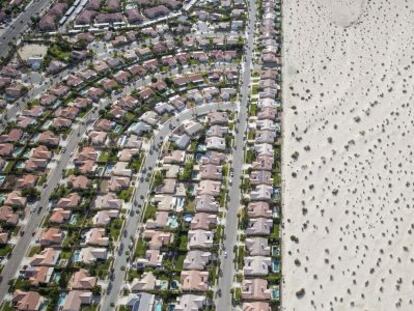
170 280 179 289
154 300 162 311
167 215 179 228
272 259 280 273
271 287 280 300
69 214 78 225
72 250 81 262
58 293 66 307
53 271 61 283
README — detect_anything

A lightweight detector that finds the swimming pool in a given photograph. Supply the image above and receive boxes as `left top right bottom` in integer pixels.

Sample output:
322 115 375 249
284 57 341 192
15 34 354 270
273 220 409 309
272 245 280 256
183 213 193 222
58 293 66 307
271 287 280 300
13 146 23 157
69 214 78 225
154 300 162 311
118 135 127 146
197 145 207 152
272 259 280 273
167 215 179 229
53 271 61 283
72 250 81 262
170 280 179 289
157 280 168 290
114 124 123 134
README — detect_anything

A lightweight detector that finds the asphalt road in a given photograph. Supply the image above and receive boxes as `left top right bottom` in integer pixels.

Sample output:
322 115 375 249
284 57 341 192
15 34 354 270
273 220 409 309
0 103 104 302
101 102 236 310
215 0 256 309
0 0 52 59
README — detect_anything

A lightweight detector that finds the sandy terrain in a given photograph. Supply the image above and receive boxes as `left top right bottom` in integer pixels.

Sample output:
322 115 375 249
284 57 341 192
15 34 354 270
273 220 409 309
282 0 414 310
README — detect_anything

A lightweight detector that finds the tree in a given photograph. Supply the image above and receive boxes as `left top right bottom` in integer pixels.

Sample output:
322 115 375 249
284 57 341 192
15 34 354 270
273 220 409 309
21 188 40 200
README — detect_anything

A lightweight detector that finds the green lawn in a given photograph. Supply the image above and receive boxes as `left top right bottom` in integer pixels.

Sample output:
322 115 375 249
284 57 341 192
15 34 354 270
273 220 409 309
244 149 255 164
110 218 124 241
233 287 242 304
81 304 98 311
118 187 133 202
251 84 259 95
175 254 185 271
60 249 72 260
270 224 280 242
247 130 255 140
124 112 135 123
90 259 112 280
241 177 251 193
236 246 245 269
98 151 110 163
127 269 142 282
249 103 257 116
184 198 195 213
179 160 194 181
178 235 188 252
129 154 143 172
218 188 227 207
222 164 229 178
143 204 156 222
62 231 80 249
134 239 147 258
208 265 218 286
48 44 71 62
2 161 14 174
0 244 13 257
28 245 41 257
273 172 281 187
267 273 281 285
0 302 13 311
152 171 165 188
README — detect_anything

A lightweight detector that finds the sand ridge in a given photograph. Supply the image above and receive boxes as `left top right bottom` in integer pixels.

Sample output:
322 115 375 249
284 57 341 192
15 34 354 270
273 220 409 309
328 0 367 28
282 0 414 310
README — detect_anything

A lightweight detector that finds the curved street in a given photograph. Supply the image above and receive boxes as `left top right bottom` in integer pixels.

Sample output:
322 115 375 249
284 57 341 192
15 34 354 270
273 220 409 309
101 101 237 310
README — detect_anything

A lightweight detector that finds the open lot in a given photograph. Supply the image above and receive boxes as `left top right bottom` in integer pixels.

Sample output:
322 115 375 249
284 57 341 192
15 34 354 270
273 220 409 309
282 0 414 310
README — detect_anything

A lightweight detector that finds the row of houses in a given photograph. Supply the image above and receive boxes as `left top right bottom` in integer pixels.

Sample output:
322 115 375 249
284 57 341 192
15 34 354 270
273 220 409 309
0 78 94 269
123 110 234 310
38 0 185 31
1 0 246 308
0 39 241 247
239 0 282 310
1 11 243 104
9 72 239 310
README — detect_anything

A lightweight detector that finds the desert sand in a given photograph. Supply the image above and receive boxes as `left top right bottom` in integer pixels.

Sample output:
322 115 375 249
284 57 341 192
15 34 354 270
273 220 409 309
282 0 414 310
